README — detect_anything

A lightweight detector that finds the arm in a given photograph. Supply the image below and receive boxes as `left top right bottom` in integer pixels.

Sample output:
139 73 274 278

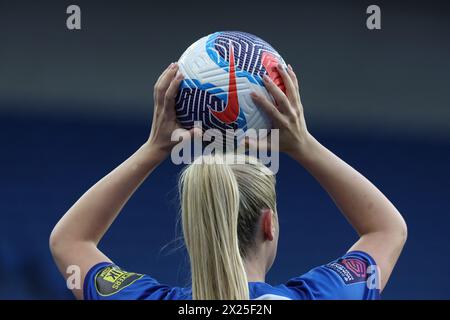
251 64 407 292
291 135 407 291
49 62 191 299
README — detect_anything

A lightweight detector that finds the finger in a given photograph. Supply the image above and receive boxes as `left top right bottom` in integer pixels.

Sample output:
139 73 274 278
287 64 300 92
164 72 184 111
262 74 291 114
243 137 263 153
178 127 202 142
153 63 174 105
154 63 174 96
156 63 179 104
276 63 297 104
243 134 272 153
158 61 181 83
286 65 301 102
250 91 284 124
155 63 179 107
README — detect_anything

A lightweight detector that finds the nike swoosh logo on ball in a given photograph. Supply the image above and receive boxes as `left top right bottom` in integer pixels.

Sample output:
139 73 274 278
210 42 239 124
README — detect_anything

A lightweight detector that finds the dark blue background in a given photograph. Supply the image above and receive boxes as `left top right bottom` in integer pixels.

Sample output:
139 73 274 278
1 113 449 299
1 0 450 299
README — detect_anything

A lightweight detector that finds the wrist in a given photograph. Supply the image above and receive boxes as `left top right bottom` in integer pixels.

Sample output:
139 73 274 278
286 132 318 162
141 141 170 164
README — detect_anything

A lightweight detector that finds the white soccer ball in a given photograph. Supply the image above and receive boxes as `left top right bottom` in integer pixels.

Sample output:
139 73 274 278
176 31 287 146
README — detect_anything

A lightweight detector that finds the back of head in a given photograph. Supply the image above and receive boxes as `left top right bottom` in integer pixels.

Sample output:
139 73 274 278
179 154 276 300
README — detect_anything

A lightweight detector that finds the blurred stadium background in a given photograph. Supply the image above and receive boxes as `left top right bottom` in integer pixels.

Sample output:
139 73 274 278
1 0 449 299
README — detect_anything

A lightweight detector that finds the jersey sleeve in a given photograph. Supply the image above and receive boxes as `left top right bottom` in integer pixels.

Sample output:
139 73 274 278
83 262 179 300
285 251 381 300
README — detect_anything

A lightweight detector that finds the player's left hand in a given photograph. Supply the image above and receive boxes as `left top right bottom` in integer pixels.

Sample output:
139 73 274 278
250 64 312 157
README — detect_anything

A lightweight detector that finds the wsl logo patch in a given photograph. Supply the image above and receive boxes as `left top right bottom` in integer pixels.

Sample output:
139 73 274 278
325 258 368 284
95 265 144 296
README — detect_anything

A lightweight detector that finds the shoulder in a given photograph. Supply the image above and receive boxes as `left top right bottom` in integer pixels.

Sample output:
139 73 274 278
83 262 189 300
282 251 380 300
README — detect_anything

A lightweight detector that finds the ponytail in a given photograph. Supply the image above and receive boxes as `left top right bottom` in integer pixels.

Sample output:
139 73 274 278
180 155 249 300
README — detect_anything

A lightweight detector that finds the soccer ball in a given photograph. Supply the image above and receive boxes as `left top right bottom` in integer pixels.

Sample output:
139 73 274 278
176 31 286 146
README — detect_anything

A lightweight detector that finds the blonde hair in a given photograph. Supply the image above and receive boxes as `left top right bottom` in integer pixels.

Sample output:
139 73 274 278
179 154 277 300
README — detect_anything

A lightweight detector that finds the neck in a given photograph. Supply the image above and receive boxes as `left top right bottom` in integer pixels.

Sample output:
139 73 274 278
243 254 267 283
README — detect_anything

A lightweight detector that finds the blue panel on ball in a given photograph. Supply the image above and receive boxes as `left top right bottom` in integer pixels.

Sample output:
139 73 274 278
175 78 247 133
206 31 282 86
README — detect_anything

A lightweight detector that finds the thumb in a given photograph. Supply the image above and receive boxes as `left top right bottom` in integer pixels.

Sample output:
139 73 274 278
180 127 202 141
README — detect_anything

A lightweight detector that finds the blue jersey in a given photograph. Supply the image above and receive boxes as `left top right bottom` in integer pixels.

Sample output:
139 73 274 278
84 251 380 300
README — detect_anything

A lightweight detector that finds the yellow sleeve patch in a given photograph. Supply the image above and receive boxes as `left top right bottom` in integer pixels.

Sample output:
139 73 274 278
95 265 144 296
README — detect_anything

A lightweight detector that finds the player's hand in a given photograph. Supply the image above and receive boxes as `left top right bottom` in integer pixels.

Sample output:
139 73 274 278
250 64 312 157
147 62 199 158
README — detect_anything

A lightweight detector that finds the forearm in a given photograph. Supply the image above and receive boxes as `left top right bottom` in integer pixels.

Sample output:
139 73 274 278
49 64 185 299
253 64 406 289
291 134 406 237
51 142 165 246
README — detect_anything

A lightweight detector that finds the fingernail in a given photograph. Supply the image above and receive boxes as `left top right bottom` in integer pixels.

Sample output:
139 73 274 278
176 72 184 80
263 74 270 82
172 62 179 69
250 91 258 98
288 64 293 71
168 62 174 68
